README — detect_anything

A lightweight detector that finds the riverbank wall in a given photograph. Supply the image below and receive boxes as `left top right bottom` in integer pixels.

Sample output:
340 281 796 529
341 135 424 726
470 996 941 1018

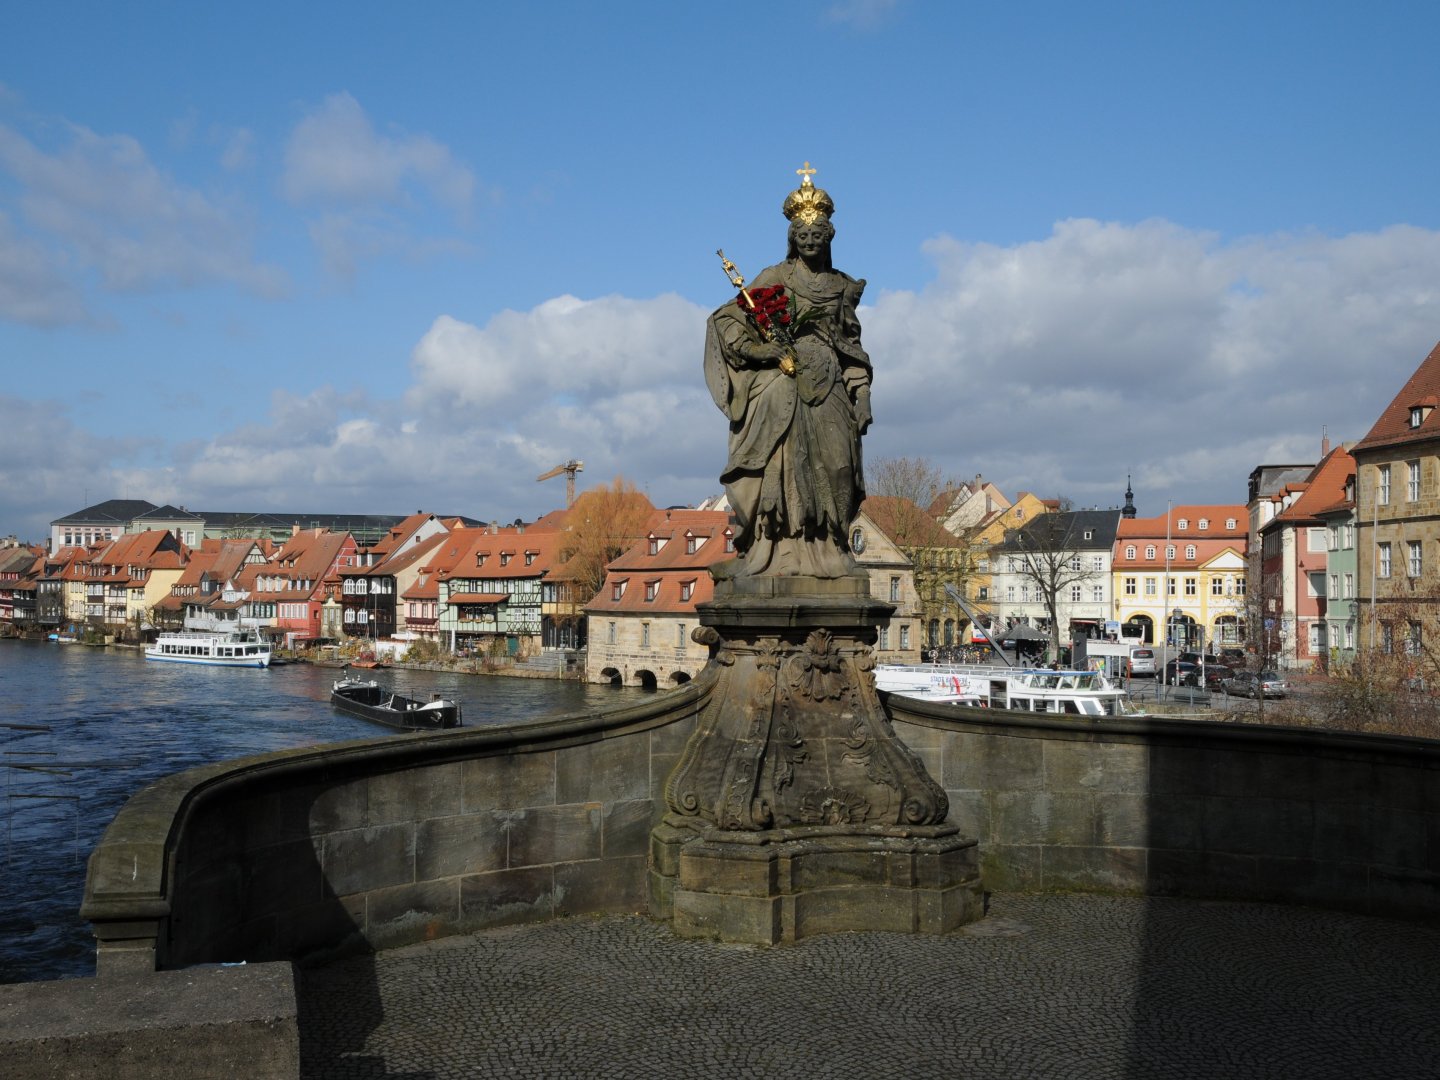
8 678 1439 1077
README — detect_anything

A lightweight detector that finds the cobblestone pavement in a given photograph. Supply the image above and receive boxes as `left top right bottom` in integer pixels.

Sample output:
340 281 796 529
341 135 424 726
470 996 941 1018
296 894 1440 1080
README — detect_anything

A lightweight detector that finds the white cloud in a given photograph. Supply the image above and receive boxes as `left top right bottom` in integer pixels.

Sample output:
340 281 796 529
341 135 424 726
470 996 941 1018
0 210 91 325
863 219 1440 509
8 218 1440 543
0 120 287 301
282 92 474 213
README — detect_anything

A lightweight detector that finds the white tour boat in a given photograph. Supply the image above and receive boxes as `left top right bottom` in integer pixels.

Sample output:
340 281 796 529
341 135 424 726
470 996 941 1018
144 628 273 668
875 663 1136 717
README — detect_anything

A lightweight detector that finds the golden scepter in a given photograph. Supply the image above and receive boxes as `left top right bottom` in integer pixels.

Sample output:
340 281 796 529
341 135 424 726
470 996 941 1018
717 249 797 377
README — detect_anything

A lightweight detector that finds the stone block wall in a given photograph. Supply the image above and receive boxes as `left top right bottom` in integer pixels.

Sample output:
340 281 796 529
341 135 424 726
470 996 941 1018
82 680 704 973
890 698 1440 920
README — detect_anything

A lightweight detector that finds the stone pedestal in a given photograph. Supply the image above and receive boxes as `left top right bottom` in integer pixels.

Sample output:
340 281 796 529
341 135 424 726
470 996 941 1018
650 572 984 943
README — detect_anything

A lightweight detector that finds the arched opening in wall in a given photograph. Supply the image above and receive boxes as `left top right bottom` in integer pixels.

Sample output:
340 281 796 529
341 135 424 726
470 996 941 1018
669 671 691 686
635 669 658 691
599 666 623 687
1124 615 1154 643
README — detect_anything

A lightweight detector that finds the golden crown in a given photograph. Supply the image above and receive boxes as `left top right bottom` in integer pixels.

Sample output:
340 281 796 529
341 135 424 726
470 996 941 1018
782 162 834 225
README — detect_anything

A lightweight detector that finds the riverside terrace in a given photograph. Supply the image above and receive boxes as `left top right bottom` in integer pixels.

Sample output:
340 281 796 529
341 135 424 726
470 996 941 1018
4 673 1439 1076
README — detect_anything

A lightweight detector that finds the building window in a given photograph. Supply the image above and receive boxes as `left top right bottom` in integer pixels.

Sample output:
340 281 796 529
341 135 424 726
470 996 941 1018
1144 577 1157 597
1225 518 1236 530
678 623 687 647
1092 555 1104 571
607 621 616 645
900 625 910 649
525 551 537 566
1345 622 1355 648
1177 518 1188 531
1329 574 1339 600
648 536 659 556
679 580 694 602
1145 546 1156 560
1185 578 1197 596
1168 579 1177 596
1006 585 1015 602
725 531 735 553
1020 585 1030 603
645 580 659 602
1185 545 1196 560
1198 518 1209 530
1409 460 1421 501
1070 585 1081 602
499 553 512 566
1210 576 1224 597
890 576 900 602
879 626 890 649
1308 622 1323 652
1166 545 1175 560
611 579 627 601
978 586 989 601
1125 546 1136 560
1236 576 1246 596
1408 540 1422 578
1378 465 1391 504
641 623 650 648
1124 577 1137 596
1409 622 1423 655
1379 542 1392 578
1092 585 1104 602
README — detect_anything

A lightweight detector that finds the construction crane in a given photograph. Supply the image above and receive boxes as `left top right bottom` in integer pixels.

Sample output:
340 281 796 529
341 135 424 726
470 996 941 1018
537 460 584 507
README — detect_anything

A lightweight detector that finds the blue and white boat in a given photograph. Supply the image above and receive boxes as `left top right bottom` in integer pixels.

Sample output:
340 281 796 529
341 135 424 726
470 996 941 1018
144 628 272 668
875 663 1135 717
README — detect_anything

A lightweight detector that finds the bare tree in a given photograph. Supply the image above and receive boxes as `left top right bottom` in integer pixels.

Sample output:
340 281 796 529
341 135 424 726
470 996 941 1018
867 457 954 543
1001 499 1091 663
866 457 981 649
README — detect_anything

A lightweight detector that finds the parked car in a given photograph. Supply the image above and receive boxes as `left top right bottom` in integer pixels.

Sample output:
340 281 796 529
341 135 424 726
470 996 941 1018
1201 664 1233 691
1162 660 1202 686
1219 648 1245 665
1221 671 1288 698
1127 648 1156 677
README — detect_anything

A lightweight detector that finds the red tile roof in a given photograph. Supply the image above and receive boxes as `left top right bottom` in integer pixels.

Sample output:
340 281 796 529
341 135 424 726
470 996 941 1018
1354 340 1440 453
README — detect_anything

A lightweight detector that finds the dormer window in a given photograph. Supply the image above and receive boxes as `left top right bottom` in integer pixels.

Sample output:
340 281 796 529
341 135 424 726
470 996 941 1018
686 532 702 555
1410 399 1435 428
525 551 537 566
611 579 627 601
1198 518 1209 530
680 580 695 602
1226 518 1237 530
644 579 659 602
648 534 662 556
724 530 735 553
1125 545 1136 560
1177 518 1188 530
1145 545 1156 560
476 553 488 567
500 553 512 566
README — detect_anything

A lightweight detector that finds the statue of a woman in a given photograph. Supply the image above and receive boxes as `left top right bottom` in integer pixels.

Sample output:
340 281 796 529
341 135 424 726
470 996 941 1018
704 167 873 579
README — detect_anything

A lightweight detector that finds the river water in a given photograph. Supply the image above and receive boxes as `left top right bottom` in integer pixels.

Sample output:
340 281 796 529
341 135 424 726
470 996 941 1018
0 639 648 984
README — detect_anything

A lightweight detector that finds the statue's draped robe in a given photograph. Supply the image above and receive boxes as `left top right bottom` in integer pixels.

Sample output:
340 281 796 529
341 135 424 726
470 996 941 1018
704 260 871 578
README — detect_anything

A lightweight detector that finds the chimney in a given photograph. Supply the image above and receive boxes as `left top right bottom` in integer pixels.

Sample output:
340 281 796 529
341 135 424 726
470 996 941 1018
1321 426 1330 458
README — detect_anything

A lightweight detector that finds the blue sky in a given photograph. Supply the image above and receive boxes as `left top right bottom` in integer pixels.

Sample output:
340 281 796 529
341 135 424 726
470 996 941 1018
4 1 1440 543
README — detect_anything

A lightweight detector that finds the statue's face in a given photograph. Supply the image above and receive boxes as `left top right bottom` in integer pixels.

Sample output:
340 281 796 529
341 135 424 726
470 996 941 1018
792 221 832 260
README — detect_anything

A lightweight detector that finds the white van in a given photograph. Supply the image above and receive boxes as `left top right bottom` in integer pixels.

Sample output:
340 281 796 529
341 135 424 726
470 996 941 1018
1128 648 1156 677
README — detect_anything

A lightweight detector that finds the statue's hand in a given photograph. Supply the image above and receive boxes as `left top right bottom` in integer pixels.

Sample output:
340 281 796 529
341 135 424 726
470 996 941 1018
737 340 789 366
853 386 873 434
